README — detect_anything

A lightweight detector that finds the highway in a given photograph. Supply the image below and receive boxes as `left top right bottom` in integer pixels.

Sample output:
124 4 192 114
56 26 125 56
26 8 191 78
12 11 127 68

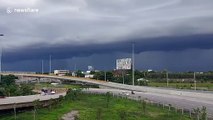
84 88 213 118
17 74 213 99
1 73 213 117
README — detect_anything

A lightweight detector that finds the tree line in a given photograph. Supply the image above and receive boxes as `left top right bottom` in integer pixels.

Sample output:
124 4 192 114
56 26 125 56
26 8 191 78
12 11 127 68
72 70 213 85
0 75 34 97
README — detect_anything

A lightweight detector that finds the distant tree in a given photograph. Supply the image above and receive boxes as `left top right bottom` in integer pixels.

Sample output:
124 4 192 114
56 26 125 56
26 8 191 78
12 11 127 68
0 75 34 97
138 80 148 86
1 74 17 86
90 71 96 74
0 87 6 97
106 71 113 81
76 70 84 77
94 71 104 80
20 84 34 95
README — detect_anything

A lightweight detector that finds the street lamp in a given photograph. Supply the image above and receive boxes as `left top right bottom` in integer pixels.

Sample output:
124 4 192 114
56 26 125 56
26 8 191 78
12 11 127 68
49 55 52 74
166 70 169 87
194 72 196 90
0 34 4 83
132 43 135 86
41 60 44 74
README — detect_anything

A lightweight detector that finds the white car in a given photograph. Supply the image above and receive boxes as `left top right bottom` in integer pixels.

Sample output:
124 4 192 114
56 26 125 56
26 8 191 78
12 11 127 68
51 91 56 94
122 91 129 96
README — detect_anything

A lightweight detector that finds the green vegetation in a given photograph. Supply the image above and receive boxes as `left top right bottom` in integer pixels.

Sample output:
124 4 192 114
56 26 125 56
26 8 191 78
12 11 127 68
0 89 190 120
0 75 34 97
149 82 213 91
34 83 98 92
73 70 213 91
193 106 207 120
76 70 85 77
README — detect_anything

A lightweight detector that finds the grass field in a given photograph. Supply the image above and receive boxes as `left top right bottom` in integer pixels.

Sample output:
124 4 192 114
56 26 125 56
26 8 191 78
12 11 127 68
148 82 213 91
0 92 190 120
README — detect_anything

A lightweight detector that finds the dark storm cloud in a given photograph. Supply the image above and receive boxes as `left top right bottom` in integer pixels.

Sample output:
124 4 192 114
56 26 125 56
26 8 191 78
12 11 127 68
1 0 213 71
3 34 213 63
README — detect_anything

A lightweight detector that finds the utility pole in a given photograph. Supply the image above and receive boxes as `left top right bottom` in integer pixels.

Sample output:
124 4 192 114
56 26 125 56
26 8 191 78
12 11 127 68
41 60 44 74
0 34 4 83
122 70 125 84
104 71 107 82
49 55 52 74
74 64 76 71
166 71 169 87
132 43 135 86
74 64 77 77
194 72 196 90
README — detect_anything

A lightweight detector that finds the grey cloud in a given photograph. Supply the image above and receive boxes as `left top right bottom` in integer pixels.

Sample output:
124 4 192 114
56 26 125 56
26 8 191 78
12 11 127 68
0 0 213 49
0 0 213 71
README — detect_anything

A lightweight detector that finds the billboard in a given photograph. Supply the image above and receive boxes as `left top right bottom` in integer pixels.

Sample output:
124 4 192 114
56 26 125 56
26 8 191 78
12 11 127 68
116 58 132 70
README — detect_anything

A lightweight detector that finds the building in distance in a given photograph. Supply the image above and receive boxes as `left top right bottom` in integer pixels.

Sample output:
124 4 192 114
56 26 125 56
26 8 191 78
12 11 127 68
54 70 69 76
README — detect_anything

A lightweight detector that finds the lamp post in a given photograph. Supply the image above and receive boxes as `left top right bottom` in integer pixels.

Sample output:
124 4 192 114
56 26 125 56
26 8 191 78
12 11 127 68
194 72 196 90
41 60 44 74
104 71 107 82
132 43 135 86
166 71 169 87
49 55 52 74
0 34 4 83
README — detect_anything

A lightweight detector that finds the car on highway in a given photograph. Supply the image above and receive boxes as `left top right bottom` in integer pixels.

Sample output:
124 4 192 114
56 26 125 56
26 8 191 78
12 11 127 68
131 90 135 94
122 91 129 96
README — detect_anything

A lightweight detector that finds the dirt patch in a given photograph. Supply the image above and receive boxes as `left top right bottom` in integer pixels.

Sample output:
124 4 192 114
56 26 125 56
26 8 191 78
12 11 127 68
61 110 79 120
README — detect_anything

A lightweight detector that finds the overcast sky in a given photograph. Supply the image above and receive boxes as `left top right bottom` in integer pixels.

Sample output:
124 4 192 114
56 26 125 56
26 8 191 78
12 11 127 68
0 0 213 72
